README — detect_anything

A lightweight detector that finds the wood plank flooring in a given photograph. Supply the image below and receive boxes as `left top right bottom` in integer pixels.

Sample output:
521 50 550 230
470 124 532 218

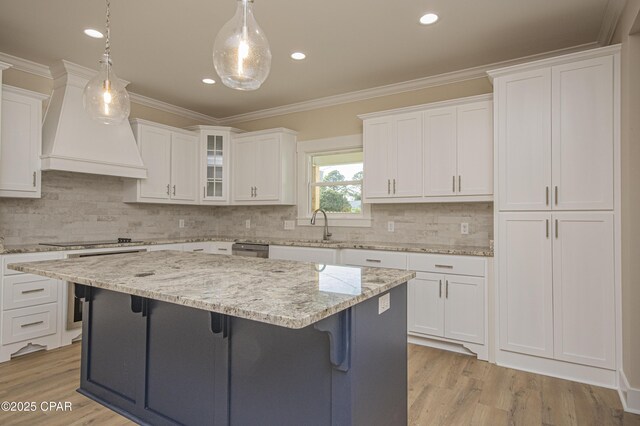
0 343 637 425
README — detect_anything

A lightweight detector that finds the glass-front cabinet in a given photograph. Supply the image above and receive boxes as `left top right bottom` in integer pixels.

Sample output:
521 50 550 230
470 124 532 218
188 126 240 205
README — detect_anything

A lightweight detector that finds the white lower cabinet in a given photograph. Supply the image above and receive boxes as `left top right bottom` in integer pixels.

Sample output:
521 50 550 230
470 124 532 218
0 252 64 362
408 272 484 345
498 212 615 369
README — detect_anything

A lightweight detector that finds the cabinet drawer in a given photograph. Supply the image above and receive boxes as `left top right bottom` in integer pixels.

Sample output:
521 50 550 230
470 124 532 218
146 244 184 252
211 242 234 255
408 253 485 277
3 274 58 310
3 252 65 276
340 249 407 269
182 242 213 252
269 246 338 264
2 303 58 345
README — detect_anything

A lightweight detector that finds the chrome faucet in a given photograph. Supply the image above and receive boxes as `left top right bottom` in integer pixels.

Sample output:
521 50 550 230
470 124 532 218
311 209 332 241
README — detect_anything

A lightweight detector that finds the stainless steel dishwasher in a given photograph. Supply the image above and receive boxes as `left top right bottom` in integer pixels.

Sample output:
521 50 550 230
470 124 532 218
231 243 269 258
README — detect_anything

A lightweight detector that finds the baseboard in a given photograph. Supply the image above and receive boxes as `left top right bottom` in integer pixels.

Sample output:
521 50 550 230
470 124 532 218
618 369 640 414
408 334 488 361
496 349 617 389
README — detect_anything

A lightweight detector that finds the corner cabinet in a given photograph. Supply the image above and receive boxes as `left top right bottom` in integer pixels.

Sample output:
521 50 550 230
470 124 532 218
186 125 241 205
359 94 493 204
231 128 296 205
124 119 199 204
0 85 48 198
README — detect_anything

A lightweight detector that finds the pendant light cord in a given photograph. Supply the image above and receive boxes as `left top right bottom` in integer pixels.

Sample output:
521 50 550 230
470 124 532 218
105 0 111 58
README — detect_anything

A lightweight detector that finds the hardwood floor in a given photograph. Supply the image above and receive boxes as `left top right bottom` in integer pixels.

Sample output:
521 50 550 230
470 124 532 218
0 343 638 425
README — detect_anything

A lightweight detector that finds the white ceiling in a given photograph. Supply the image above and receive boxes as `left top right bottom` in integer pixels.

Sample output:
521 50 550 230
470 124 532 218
0 0 613 119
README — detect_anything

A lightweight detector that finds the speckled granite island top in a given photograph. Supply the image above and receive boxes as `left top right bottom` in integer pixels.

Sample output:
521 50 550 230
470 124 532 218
8 250 415 329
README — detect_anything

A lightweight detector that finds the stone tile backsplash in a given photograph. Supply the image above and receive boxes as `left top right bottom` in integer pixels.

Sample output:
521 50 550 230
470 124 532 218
0 171 493 247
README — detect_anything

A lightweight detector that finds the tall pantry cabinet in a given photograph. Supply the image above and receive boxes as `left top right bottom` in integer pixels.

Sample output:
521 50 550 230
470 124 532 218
489 45 620 385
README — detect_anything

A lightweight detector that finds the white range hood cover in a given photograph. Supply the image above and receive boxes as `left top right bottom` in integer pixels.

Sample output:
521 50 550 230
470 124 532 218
42 60 146 179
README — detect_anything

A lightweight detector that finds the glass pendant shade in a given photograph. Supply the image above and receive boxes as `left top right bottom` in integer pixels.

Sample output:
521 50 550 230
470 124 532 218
83 54 130 125
213 0 271 90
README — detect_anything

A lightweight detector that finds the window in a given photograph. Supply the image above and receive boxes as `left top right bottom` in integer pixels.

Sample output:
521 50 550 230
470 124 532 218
310 151 363 214
296 134 371 227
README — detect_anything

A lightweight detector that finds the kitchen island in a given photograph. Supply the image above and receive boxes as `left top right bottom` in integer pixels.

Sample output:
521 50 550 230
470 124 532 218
9 251 414 426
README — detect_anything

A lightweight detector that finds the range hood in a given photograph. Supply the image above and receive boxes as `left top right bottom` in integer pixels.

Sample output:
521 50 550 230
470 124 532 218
42 60 146 179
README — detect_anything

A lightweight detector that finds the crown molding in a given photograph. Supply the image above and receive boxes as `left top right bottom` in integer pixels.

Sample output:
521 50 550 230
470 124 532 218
357 94 493 120
128 92 221 125
219 42 599 124
0 61 11 71
598 0 627 46
0 52 48 77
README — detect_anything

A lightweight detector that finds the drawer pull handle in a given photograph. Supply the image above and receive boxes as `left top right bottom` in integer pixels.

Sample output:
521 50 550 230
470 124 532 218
435 264 454 269
218 248 228 251
21 320 44 328
22 288 45 294
365 259 382 263
192 249 204 252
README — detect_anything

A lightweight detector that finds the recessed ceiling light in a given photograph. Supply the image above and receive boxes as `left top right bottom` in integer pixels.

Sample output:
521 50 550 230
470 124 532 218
419 13 439 25
202 78 216 85
83 28 104 38
290 52 306 60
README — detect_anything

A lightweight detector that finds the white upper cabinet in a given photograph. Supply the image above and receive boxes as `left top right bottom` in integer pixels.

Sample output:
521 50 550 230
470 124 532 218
0 86 47 198
187 126 240 205
361 95 492 204
552 57 614 210
424 100 493 197
493 52 615 211
424 107 457 196
496 69 552 211
125 120 198 204
231 128 296 205
363 112 422 199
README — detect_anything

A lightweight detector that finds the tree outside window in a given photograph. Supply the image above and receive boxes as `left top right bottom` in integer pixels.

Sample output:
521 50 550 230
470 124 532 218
310 151 363 215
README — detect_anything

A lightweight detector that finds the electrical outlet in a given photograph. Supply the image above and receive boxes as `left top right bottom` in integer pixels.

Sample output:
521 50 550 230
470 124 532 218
378 293 390 315
245 219 251 229
284 220 295 230
387 221 395 232
178 219 185 228
461 222 469 235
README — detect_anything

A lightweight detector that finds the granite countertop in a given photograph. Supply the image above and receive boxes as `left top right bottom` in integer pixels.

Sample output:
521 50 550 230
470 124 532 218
8 251 415 329
1 236 493 257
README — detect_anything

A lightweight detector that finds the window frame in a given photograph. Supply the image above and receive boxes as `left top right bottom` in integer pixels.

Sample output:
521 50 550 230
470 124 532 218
297 135 372 228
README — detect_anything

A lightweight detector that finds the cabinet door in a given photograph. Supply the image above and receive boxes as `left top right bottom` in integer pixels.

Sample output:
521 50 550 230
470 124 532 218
0 90 40 194
139 126 171 200
253 135 281 201
170 133 198 202
552 57 614 210
444 275 484 344
497 70 552 210
393 112 423 197
552 212 615 368
232 138 255 201
407 273 444 337
499 213 554 358
424 107 457 196
202 133 227 202
363 119 393 198
457 101 493 196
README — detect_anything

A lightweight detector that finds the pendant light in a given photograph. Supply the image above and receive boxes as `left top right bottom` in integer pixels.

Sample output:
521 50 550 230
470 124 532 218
213 0 271 90
83 0 130 124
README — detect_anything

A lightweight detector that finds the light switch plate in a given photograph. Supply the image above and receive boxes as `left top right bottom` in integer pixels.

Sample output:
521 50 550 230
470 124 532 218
284 220 295 230
387 221 395 232
245 219 251 229
378 293 390 314
178 219 185 228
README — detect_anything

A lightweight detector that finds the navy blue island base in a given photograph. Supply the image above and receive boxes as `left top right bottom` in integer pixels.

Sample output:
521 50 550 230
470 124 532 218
74 283 408 426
